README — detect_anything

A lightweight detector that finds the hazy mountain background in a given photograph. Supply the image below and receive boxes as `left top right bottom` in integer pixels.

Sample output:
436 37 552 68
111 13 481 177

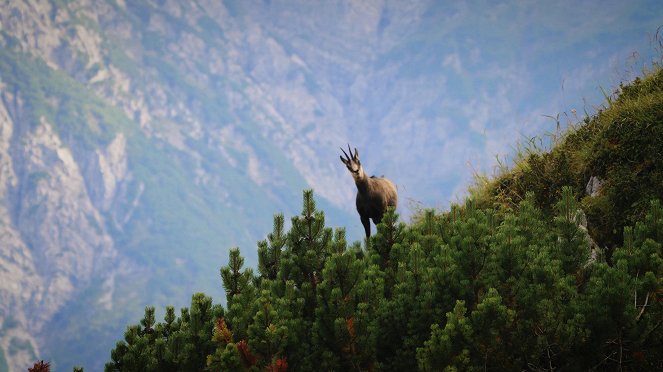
0 0 661 370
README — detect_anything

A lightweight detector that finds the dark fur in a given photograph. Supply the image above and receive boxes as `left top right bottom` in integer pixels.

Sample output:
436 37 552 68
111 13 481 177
340 146 398 237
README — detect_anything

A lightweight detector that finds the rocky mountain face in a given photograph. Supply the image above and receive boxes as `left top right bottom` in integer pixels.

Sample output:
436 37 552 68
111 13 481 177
0 0 433 370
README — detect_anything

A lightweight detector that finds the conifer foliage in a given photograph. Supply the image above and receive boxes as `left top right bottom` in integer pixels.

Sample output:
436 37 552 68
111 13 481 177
107 188 662 371
105 294 223 371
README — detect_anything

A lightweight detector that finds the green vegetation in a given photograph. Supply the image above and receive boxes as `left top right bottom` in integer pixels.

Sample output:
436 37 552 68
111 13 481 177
470 67 663 256
105 294 223 371
106 189 663 371
0 47 132 150
105 65 663 371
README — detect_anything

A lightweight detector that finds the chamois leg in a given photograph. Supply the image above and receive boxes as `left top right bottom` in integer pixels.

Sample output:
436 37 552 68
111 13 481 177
361 215 371 238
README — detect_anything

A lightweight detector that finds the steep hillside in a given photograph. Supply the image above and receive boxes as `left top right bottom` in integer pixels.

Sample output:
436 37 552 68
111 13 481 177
468 66 663 257
104 66 663 371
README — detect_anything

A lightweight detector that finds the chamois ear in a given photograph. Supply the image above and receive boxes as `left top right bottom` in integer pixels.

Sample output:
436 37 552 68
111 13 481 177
340 155 348 165
354 147 359 160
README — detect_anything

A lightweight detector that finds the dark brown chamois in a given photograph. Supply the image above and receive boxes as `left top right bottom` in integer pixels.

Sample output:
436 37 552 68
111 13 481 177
340 145 398 238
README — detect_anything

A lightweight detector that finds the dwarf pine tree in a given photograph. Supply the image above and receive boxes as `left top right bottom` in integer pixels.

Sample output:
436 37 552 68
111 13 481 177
417 288 516 371
105 294 222 372
578 199 663 370
206 315 242 370
376 243 437 370
553 186 592 275
277 189 332 370
506 193 588 369
280 190 331 316
211 190 334 371
312 228 377 371
246 290 288 370
221 247 258 344
258 213 286 282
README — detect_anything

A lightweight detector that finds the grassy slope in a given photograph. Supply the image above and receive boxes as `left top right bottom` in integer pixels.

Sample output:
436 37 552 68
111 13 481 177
463 65 663 256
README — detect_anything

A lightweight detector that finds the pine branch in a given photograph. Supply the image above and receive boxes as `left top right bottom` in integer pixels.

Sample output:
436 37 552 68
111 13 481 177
635 291 650 321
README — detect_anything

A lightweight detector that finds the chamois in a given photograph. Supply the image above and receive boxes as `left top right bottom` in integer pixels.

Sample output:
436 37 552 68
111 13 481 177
340 145 398 238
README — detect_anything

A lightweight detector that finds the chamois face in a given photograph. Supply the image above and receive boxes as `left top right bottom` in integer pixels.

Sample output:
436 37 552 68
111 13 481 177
340 145 364 182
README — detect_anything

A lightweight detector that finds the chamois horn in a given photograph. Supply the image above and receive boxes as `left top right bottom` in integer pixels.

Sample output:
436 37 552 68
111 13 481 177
339 147 350 163
340 146 351 162
341 145 357 161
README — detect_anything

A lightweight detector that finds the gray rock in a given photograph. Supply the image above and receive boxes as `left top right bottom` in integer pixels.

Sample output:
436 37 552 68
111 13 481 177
585 175 604 197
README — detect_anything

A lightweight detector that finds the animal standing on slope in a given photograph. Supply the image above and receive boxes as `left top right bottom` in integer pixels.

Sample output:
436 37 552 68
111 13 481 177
340 145 398 238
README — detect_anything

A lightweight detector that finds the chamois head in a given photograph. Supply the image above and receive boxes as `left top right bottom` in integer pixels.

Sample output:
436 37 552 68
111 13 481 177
340 145 364 182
